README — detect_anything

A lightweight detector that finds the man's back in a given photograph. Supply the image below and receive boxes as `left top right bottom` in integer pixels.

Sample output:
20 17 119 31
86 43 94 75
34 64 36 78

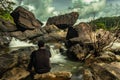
28 48 51 74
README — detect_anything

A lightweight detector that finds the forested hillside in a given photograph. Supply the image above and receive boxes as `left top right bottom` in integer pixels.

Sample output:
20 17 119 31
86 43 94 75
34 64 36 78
90 16 120 30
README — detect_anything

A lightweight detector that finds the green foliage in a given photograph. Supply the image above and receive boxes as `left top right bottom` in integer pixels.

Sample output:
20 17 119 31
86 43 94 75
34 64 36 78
0 0 15 23
0 13 14 23
96 23 106 29
0 0 15 13
90 16 120 30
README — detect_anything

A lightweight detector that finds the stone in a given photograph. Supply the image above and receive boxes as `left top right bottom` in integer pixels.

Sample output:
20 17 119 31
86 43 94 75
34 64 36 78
84 62 120 80
46 12 79 29
66 22 95 43
43 25 60 33
0 53 18 78
83 69 93 80
24 28 44 39
34 71 72 80
1 67 29 80
10 31 26 40
10 28 45 40
31 30 67 43
0 47 35 78
11 6 43 31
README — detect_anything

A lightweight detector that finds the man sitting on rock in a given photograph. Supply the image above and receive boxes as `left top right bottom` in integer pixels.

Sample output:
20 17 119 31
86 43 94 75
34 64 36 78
27 40 51 75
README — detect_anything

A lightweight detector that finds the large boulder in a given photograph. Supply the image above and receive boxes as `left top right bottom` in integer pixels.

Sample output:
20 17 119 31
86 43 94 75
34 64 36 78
1 67 29 80
0 47 35 78
34 71 72 80
66 22 95 43
11 6 43 31
84 62 120 80
10 31 26 40
66 44 84 61
46 12 79 29
10 28 45 40
65 22 96 49
0 53 18 78
0 18 17 32
65 22 95 60
43 25 60 33
24 28 44 39
31 30 67 43
65 22 115 60
95 51 120 63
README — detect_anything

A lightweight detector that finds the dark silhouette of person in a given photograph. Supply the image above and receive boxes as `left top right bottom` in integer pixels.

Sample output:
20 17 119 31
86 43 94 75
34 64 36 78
27 40 51 79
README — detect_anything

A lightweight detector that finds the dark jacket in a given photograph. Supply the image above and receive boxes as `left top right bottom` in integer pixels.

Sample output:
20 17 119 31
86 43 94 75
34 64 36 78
27 48 51 74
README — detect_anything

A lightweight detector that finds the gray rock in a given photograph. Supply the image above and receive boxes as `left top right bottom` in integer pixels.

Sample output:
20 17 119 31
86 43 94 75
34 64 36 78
46 12 79 29
11 6 43 31
0 47 35 78
10 31 26 40
84 62 120 80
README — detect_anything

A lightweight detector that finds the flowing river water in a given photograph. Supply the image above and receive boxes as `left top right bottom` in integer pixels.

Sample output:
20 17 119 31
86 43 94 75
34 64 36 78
8 37 83 80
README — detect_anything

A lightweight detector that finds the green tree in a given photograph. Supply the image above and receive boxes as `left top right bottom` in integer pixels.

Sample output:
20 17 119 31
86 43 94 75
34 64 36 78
96 23 106 29
0 0 15 14
0 0 15 22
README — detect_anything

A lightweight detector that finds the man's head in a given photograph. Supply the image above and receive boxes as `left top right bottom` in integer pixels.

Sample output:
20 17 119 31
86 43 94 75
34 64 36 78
38 40 45 48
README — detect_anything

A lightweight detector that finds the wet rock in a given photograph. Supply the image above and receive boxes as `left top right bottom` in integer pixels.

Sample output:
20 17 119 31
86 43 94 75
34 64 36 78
83 62 120 80
1 67 29 80
10 31 26 40
11 6 43 31
32 30 67 43
34 71 72 80
0 53 18 78
10 28 45 40
0 18 17 32
66 22 95 43
66 44 85 60
83 69 94 80
95 51 120 63
65 22 115 60
43 25 60 33
65 22 96 60
46 12 79 29
0 47 35 78
24 28 44 39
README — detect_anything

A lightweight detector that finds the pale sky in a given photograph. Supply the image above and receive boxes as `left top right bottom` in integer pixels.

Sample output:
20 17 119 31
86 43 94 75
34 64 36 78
13 0 120 22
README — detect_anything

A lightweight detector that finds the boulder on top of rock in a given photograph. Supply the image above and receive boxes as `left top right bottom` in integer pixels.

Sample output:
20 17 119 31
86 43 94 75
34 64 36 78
11 6 43 31
46 12 79 29
66 22 95 43
0 18 17 32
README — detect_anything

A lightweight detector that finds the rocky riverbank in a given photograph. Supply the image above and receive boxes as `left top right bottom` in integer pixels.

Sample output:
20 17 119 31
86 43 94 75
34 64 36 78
0 6 120 80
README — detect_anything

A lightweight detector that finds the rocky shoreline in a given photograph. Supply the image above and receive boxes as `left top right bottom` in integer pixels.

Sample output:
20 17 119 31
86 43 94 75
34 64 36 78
0 6 120 80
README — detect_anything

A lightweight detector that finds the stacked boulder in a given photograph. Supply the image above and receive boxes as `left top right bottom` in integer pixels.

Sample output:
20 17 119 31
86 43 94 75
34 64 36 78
31 11 79 42
46 12 79 29
10 6 45 40
65 22 96 60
